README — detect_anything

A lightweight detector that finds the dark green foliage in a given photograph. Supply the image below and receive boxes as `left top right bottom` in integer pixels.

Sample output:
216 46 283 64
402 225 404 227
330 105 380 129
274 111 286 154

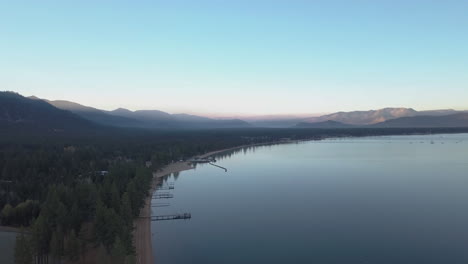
120 192 133 228
1 201 40 226
94 199 121 250
49 229 63 264
31 214 49 263
110 237 127 264
64 230 80 261
15 230 33 264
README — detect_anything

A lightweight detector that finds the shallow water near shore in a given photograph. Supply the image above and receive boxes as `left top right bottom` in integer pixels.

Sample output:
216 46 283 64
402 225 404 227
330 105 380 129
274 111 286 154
152 133 468 264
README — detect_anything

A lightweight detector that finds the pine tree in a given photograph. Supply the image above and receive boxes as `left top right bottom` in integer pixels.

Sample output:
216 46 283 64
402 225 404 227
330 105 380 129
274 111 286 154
110 182 121 213
110 237 127 264
65 230 80 261
31 214 50 264
96 243 110 264
15 229 33 264
49 230 61 264
121 192 133 228
126 181 139 216
78 225 89 262
1 204 13 225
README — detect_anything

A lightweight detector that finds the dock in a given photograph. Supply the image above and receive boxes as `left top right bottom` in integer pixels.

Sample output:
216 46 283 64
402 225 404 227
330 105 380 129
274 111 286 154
152 192 174 199
156 185 175 190
150 213 191 221
152 203 170 207
209 162 227 172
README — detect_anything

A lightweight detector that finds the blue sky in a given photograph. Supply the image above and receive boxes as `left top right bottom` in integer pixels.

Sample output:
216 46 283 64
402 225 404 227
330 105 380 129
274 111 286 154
1 0 467 115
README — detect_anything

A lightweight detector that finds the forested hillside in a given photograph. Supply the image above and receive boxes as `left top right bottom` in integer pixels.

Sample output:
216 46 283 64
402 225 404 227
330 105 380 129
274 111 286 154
0 92 95 132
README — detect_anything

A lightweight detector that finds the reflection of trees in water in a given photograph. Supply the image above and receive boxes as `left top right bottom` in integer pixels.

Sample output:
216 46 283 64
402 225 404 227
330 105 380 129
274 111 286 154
172 171 180 181
158 170 181 184
209 141 304 161
160 174 172 185
156 141 307 186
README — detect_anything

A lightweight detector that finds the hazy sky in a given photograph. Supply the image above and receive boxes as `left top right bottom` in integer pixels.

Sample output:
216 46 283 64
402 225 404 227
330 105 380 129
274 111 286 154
1 1 467 115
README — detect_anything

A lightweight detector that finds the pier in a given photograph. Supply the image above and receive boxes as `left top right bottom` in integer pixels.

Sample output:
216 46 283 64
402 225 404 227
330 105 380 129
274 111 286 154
209 162 227 172
156 185 175 190
152 192 174 199
150 213 192 221
152 203 170 207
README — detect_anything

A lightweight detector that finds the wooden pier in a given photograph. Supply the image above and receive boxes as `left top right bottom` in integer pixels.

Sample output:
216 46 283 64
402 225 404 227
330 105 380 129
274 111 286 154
156 185 175 190
209 162 227 172
150 213 191 221
152 203 170 207
156 182 174 190
152 192 174 199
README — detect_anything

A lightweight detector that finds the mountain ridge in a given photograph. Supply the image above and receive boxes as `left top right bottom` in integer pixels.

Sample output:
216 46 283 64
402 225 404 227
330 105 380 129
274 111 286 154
1 92 95 131
10 92 468 129
302 108 419 125
372 113 468 128
31 96 250 129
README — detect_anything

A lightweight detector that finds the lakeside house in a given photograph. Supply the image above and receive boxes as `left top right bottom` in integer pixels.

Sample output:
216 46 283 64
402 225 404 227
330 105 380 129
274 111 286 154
145 161 152 168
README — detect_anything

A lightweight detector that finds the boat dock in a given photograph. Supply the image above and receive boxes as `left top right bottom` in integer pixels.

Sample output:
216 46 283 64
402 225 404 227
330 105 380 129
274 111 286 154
209 162 227 172
156 185 175 190
152 192 174 199
150 213 192 221
152 203 170 207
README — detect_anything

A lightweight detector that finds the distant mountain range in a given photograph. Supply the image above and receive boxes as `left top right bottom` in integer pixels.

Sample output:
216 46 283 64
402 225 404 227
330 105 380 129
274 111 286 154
302 108 419 125
297 108 468 128
2 91 468 131
27 95 250 130
371 113 468 128
296 120 354 128
245 108 467 128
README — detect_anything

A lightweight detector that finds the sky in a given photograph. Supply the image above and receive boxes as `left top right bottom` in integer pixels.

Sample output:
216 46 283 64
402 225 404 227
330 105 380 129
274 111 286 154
1 0 468 116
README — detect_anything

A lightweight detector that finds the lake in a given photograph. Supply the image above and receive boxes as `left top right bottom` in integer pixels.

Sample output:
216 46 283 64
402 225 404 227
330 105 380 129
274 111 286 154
0 231 16 264
152 133 468 264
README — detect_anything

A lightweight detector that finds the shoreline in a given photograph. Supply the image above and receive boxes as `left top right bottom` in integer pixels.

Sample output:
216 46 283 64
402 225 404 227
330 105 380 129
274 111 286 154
0 226 22 233
133 139 300 264
198 139 302 159
133 161 194 264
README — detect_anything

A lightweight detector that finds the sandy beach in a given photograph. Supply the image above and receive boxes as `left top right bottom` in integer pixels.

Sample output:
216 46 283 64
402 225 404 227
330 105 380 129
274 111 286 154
133 161 194 264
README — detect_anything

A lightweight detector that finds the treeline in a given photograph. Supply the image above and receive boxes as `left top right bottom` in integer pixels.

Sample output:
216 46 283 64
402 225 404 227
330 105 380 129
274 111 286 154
1 200 40 226
10 163 152 264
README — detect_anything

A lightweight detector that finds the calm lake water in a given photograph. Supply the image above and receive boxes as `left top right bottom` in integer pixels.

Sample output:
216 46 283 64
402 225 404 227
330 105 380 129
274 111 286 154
0 231 16 264
152 133 468 264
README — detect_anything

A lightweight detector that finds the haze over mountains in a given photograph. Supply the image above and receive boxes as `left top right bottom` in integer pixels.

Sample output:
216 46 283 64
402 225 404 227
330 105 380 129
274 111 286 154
1 91 468 131
297 108 468 128
33 95 250 129
303 108 419 125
